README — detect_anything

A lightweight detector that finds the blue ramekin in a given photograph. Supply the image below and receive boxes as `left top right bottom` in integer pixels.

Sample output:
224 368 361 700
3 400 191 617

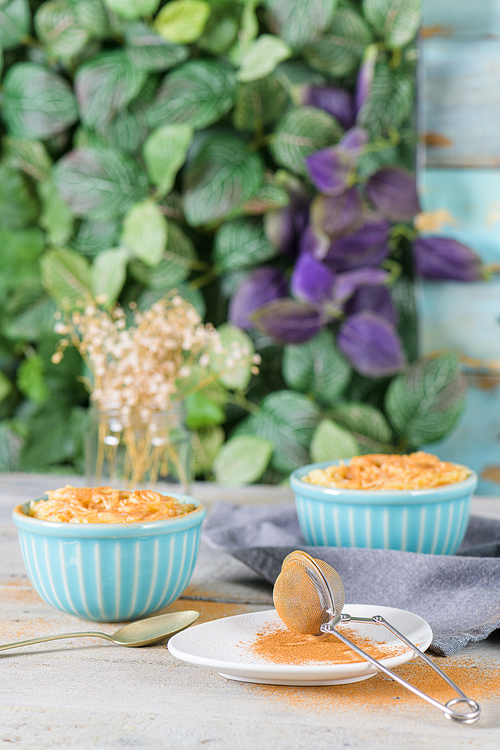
13 493 206 622
290 460 477 554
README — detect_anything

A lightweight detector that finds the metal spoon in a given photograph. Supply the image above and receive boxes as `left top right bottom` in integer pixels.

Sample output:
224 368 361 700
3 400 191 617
0 610 200 651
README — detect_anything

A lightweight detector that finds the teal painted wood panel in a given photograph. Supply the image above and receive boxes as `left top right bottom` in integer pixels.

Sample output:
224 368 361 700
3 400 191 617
420 39 500 167
422 0 500 37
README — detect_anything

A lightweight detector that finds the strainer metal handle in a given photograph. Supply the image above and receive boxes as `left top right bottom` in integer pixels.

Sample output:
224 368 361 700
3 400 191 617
323 613 481 724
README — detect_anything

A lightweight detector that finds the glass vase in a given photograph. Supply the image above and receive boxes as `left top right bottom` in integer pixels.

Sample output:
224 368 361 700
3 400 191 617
85 404 193 493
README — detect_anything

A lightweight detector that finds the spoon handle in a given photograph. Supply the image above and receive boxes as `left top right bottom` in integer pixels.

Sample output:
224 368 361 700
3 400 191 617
0 631 114 651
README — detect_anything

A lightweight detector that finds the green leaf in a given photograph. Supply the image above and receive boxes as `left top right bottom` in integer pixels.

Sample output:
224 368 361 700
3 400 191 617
53 146 148 221
392 275 418 362
363 0 421 48
304 7 372 77
121 200 168 266
357 64 414 137
212 323 255 390
146 60 237 130
143 124 194 195
69 0 112 38
273 60 326 90
3 137 52 182
0 165 39 229
37 180 75 246
185 391 226 429
310 418 359 462
2 63 78 139
242 390 321 473
282 329 351 404
155 0 210 43
0 0 30 50
214 217 276 272
0 372 13 403
239 176 290 215
100 105 149 155
197 2 239 55
125 21 190 71
71 219 120 257
264 0 338 51
270 106 343 175
17 355 50 405
91 247 129 305
0 422 22 471
233 75 289 131
330 402 393 444
238 34 292 82
0 228 45 295
41 247 92 307
129 222 196 287
34 0 90 58
75 51 148 129
104 0 161 19
385 353 466 446
192 425 225 474
19 403 88 470
3 290 57 342
183 133 264 226
213 434 273 485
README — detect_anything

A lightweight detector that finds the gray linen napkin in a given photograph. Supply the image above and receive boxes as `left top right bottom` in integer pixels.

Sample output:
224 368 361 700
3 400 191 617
202 502 500 656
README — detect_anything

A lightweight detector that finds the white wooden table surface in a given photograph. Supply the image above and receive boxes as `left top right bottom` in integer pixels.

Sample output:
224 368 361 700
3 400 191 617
1 473 499 750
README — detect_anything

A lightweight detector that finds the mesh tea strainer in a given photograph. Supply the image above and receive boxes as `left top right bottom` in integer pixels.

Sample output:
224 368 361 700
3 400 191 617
273 550 481 724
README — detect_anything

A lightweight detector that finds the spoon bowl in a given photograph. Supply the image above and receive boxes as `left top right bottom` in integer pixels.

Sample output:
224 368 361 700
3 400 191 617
0 610 200 652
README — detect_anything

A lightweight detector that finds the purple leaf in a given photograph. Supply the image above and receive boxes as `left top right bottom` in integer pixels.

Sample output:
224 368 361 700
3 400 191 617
354 44 378 117
338 312 406 377
339 127 369 155
324 216 391 271
229 267 288 329
306 147 354 196
252 299 325 344
413 236 483 281
366 167 420 223
300 86 355 131
311 187 363 239
291 251 335 306
331 267 389 308
264 185 310 259
345 285 397 325
299 224 330 261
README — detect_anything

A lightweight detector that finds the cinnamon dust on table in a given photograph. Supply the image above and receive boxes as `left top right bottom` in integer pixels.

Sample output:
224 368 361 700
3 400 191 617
247 622 407 665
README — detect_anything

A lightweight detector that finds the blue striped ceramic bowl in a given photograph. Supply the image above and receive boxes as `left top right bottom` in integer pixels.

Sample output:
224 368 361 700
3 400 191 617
290 460 477 555
13 493 206 622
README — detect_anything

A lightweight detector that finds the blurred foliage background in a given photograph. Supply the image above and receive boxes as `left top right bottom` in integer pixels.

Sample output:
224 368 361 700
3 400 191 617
0 0 470 484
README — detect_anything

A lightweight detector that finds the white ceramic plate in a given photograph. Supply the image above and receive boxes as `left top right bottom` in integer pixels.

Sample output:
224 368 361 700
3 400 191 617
168 604 432 686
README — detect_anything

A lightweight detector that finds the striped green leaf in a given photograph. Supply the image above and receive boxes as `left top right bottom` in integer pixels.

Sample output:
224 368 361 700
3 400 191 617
34 0 90 58
75 51 148 129
143 124 194 195
385 353 466 446
282 329 352 404
233 76 289 131
270 106 342 175
330 402 393 444
304 8 372 77
104 0 161 19
264 0 338 51
129 222 196 287
2 63 78 139
41 248 92 307
241 390 322 474
238 34 292 82
125 21 189 71
363 0 421 49
146 60 237 130
154 0 211 44
183 134 264 226
214 218 277 273
357 64 414 137
53 146 148 221
0 0 30 50
91 247 129 305
3 137 52 182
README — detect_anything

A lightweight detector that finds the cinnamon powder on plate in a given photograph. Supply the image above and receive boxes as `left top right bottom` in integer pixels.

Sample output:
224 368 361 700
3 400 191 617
247 622 407 665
